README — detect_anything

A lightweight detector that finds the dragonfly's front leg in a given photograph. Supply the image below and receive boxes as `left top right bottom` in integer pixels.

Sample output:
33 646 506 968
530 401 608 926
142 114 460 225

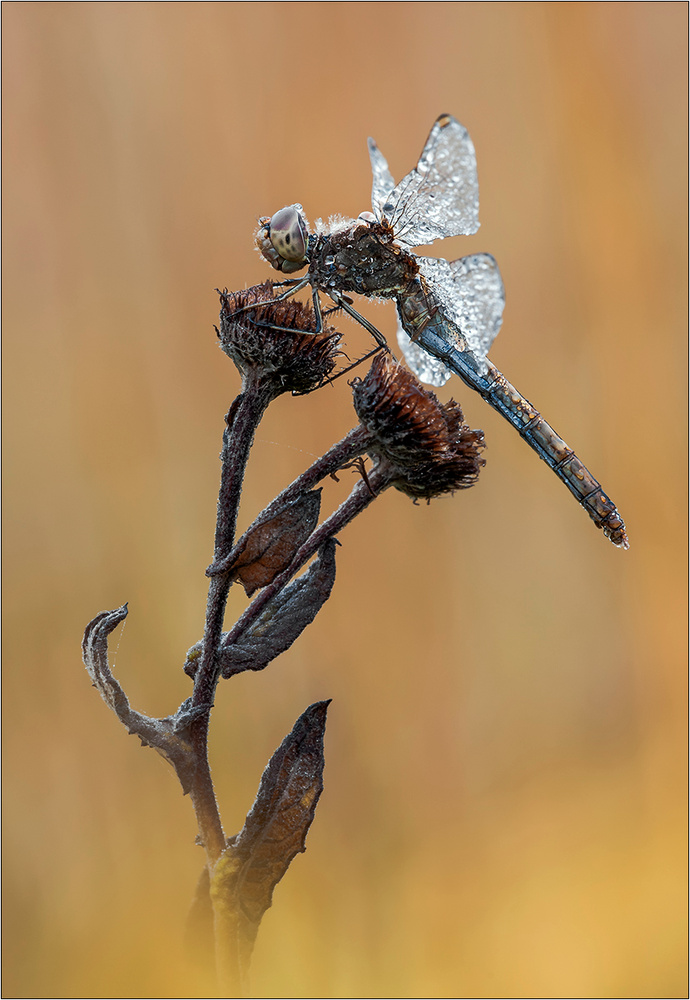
253 286 326 336
226 276 311 322
234 276 334 336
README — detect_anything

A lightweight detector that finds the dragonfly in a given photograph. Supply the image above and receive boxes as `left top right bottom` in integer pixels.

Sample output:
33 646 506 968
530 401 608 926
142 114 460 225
249 113 628 548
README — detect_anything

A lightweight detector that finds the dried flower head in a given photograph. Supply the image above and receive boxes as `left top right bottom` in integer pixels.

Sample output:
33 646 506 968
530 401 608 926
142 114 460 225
352 354 485 499
218 282 340 395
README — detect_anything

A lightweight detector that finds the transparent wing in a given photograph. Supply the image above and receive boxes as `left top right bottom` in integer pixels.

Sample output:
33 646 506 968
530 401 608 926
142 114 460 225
406 254 504 379
396 322 452 387
367 137 396 219
375 114 480 246
447 252 505 357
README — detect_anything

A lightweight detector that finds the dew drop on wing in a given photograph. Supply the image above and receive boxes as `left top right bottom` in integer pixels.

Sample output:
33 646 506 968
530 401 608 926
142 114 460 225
396 323 452 388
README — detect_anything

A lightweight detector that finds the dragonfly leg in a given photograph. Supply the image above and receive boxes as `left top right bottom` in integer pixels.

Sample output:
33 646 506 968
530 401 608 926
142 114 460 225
253 285 328 336
225 276 312 320
325 344 386 383
322 291 353 318
288 290 389 394
234 277 331 336
309 288 325 334
327 291 390 350
271 279 305 289
292 342 386 396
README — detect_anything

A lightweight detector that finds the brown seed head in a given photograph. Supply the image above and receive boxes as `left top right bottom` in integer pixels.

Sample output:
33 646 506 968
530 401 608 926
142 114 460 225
352 354 486 499
218 282 340 395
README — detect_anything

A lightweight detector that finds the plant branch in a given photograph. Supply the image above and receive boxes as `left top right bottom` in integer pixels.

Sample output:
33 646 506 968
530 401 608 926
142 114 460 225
207 423 373 577
221 462 393 662
189 377 275 865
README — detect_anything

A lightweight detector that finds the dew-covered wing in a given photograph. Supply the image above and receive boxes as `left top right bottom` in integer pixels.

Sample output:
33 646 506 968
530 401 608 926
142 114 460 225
396 323 452 388
373 115 480 246
367 137 396 220
406 253 505 379
447 253 505 357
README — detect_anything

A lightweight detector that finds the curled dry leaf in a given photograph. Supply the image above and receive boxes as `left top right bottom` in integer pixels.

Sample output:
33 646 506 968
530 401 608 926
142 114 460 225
187 539 337 679
227 490 322 596
209 700 330 969
82 605 200 793
82 604 131 720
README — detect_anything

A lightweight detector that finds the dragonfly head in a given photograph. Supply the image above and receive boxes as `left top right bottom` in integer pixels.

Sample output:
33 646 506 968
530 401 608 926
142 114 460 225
255 204 309 273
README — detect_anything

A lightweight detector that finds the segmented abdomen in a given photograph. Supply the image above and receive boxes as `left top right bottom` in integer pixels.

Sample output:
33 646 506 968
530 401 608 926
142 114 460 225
478 364 628 548
398 282 628 547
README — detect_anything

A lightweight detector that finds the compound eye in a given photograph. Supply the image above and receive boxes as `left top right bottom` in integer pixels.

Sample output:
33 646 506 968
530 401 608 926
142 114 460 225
269 205 308 262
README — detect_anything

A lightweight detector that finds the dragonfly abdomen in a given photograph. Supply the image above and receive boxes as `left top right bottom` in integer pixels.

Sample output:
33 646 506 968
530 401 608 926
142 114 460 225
479 365 628 548
394 286 627 547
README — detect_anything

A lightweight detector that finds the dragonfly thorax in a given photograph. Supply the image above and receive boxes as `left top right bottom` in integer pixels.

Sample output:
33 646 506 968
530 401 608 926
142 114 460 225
309 220 416 298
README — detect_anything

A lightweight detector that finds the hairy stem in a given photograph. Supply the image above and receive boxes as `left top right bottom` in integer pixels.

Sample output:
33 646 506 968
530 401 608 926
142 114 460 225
191 378 274 865
186 376 380 995
214 379 275 563
208 423 373 577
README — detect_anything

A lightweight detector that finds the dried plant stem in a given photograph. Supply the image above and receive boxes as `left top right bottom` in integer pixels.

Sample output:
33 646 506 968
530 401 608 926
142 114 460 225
188 410 385 869
190 380 274 867
188 378 371 994
213 381 274 560
82 291 488 998
208 423 373 577
83 284 490 998
183 376 375 992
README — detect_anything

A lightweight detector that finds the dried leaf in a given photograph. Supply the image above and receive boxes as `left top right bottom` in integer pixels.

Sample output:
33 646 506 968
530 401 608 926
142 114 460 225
229 490 322 596
220 537 337 678
82 604 132 721
210 700 330 967
82 605 199 793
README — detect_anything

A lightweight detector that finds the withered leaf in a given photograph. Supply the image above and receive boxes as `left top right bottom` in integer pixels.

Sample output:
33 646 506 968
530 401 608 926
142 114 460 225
83 604 199 793
209 700 330 965
229 490 322 596
220 536 336 678
82 604 131 721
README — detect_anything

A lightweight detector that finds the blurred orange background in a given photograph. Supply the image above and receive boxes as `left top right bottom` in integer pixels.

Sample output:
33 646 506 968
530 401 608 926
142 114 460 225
3 3 687 997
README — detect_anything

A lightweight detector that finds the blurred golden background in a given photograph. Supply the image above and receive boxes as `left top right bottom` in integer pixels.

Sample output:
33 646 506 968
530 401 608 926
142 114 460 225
3 3 687 997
